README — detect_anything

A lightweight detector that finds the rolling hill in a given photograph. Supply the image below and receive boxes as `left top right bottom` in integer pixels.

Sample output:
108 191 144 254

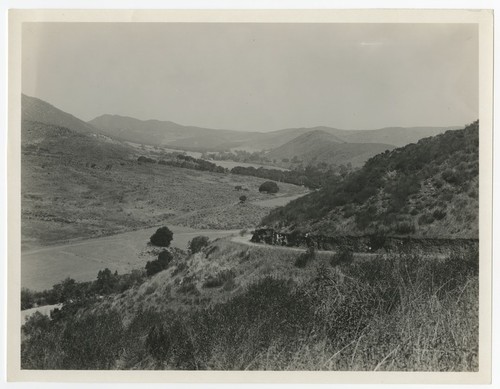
261 121 479 239
265 129 396 168
88 112 459 153
89 114 260 149
22 94 98 135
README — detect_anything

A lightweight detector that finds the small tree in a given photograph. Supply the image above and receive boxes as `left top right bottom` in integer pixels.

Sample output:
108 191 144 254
145 260 164 277
259 181 279 194
239 195 247 203
189 236 210 254
150 226 173 247
158 250 173 267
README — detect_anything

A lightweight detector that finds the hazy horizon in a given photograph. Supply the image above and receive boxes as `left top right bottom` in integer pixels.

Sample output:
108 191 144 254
22 23 478 132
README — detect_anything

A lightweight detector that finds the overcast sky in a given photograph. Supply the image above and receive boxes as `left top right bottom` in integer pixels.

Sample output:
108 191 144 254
22 23 478 131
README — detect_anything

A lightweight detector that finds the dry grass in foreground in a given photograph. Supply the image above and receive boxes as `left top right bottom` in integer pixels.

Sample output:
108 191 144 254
21 247 478 371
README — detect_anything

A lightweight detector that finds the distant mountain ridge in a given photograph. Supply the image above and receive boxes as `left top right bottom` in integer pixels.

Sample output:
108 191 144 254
88 111 460 152
265 129 396 168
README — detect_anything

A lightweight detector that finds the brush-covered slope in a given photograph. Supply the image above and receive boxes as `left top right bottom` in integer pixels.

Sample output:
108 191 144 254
265 129 395 168
262 121 479 238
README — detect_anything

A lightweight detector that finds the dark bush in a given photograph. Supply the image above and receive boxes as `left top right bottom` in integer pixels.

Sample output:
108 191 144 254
158 250 173 267
145 260 163 277
418 213 435 225
433 209 447 220
239 195 247 203
394 221 416 234
330 248 354 266
294 246 315 268
137 156 156 164
258 181 279 194
95 268 119 295
188 236 210 254
150 226 173 247
441 169 461 185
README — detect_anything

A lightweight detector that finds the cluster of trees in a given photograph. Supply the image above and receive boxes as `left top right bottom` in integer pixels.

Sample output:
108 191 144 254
231 164 342 189
202 150 269 164
21 269 146 310
138 154 227 174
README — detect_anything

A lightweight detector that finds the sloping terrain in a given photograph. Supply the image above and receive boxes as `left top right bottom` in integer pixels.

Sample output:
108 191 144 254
22 236 479 371
338 126 460 147
262 122 479 238
21 97 306 250
22 94 98 135
89 114 260 148
265 129 395 167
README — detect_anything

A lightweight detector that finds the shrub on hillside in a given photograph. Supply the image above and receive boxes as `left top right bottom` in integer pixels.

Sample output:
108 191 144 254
418 213 435 225
150 226 173 247
441 169 461 185
188 236 210 254
330 248 354 266
137 156 156 164
239 195 247 203
294 246 315 268
433 209 447 220
258 181 279 194
145 250 173 277
95 268 119 295
394 221 416 234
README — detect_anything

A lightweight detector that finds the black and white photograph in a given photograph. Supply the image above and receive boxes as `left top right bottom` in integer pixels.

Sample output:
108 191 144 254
5 8 494 384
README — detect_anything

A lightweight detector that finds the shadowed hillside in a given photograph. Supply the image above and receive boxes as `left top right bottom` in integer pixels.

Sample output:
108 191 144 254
261 121 479 238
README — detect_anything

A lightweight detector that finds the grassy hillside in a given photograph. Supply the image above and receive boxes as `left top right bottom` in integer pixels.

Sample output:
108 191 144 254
262 122 479 238
22 143 304 249
265 129 395 168
89 114 265 150
22 94 98 135
21 238 479 371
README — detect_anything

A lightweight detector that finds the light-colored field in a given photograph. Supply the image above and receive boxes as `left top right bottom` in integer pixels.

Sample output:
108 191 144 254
22 225 241 291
